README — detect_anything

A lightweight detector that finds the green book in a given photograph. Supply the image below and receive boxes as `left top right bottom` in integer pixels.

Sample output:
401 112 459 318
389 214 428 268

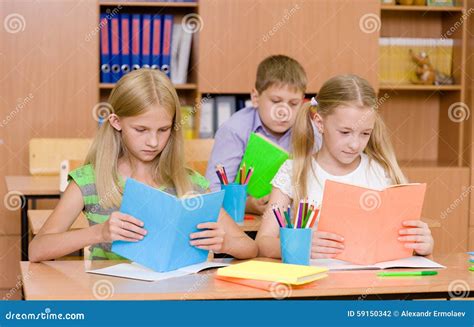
236 133 289 199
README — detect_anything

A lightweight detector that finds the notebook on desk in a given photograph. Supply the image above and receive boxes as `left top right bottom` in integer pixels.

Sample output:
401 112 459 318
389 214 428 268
111 178 225 272
217 260 328 285
87 260 231 282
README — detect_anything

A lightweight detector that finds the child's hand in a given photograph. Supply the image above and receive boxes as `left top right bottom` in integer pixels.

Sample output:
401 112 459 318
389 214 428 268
398 220 434 256
101 212 147 242
245 195 269 215
311 231 345 259
190 222 226 253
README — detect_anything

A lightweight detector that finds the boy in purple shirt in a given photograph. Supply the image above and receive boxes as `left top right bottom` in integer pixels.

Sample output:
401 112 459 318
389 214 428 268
206 55 319 215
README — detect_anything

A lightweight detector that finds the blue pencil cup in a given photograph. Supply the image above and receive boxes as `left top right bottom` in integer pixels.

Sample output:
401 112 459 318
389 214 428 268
280 227 312 266
222 183 247 224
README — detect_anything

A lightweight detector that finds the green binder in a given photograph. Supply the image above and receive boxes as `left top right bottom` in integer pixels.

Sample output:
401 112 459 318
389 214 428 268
236 133 289 199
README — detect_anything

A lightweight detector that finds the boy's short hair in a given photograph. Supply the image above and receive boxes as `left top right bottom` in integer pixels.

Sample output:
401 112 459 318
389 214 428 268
255 55 307 94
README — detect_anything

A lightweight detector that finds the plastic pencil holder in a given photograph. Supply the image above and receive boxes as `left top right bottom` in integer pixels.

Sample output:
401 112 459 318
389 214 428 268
280 227 312 266
222 183 248 223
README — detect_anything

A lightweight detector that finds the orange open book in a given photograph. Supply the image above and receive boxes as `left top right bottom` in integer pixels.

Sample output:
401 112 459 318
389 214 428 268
318 180 427 265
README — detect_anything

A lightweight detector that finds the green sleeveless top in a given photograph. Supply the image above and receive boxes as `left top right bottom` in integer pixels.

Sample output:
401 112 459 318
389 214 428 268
68 164 210 260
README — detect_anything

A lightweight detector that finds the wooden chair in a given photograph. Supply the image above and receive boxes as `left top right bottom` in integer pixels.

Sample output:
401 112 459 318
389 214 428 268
28 138 91 209
29 138 92 176
183 138 215 176
59 159 84 192
30 137 212 176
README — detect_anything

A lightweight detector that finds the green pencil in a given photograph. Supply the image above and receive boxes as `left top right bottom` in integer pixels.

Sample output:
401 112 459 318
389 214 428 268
283 210 293 228
302 209 312 228
377 271 438 277
469 266 474 272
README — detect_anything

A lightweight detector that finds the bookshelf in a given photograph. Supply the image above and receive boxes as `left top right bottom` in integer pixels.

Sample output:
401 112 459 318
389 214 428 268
381 4 464 12
379 84 462 91
99 83 197 90
197 0 380 93
379 0 472 254
100 1 198 8
98 0 201 137
379 1 468 167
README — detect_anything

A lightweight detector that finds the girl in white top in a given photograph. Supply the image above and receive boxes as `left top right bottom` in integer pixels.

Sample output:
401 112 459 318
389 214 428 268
257 74 434 259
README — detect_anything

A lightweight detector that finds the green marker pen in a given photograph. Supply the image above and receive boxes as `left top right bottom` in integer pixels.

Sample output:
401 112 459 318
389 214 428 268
377 271 438 277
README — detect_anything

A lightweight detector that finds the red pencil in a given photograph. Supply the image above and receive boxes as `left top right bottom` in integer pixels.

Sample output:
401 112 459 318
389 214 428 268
215 170 224 185
308 207 320 228
216 165 229 185
244 167 254 184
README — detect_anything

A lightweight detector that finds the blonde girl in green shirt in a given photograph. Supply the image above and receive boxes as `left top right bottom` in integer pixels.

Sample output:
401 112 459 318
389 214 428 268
30 69 257 262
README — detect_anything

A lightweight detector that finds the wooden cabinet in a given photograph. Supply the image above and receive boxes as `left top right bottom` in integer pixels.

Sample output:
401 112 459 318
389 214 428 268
198 0 380 93
0 0 98 291
379 1 473 254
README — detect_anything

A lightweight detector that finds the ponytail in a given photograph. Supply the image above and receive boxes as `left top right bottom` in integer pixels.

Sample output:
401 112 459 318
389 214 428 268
291 101 318 207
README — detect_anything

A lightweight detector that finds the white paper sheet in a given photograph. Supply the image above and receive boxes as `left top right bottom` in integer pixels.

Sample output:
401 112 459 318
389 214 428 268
311 256 445 271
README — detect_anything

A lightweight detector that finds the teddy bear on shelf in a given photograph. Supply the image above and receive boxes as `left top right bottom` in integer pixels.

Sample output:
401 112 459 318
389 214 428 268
409 49 454 85
409 49 436 85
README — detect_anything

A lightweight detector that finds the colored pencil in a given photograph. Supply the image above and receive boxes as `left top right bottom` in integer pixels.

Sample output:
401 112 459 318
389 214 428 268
271 205 283 227
216 164 229 185
244 167 254 184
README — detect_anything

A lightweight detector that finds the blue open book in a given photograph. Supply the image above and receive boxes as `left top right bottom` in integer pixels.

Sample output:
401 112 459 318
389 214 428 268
112 178 225 272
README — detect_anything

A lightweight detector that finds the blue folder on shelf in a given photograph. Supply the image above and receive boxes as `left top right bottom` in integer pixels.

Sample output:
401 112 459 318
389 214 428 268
151 14 162 71
120 14 131 77
109 15 121 82
112 178 225 272
99 13 111 83
141 14 152 68
131 14 141 71
161 14 173 77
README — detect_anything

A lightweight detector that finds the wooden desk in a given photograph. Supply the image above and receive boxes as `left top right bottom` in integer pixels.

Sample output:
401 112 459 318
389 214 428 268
5 175 60 196
5 176 60 261
240 215 261 232
20 253 474 300
26 210 261 234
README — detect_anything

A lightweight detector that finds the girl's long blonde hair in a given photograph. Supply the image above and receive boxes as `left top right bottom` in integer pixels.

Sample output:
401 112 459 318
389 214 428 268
291 74 407 205
86 69 192 208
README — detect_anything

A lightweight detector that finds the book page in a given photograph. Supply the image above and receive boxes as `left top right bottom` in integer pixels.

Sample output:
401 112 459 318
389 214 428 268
87 261 231 282
374 256 445 269
311 256 445 271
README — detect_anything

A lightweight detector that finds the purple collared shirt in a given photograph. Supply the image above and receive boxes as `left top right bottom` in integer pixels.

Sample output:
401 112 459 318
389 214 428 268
205 106 293 192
